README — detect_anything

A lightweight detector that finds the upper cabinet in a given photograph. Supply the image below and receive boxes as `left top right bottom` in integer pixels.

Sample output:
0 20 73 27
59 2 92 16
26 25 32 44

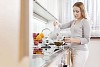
33 0 59 21
36 0 48 9
47 0 59 20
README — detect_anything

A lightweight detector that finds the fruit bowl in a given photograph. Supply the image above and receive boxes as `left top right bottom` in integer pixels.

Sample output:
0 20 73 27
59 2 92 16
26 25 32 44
33 48 43 54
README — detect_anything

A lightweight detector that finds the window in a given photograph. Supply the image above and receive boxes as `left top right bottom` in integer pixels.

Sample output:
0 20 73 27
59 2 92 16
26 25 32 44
66 0 100 37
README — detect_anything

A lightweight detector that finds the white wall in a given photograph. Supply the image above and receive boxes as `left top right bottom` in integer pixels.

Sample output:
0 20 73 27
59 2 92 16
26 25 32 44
45 21 54 31
32 18 46 33
0 0 29 67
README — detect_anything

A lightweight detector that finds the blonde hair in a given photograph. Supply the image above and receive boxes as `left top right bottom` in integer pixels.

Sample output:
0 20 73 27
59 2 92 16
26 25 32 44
73 2 87 19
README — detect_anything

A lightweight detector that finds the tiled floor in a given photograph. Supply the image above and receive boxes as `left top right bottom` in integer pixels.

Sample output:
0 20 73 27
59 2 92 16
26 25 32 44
85 39 100 67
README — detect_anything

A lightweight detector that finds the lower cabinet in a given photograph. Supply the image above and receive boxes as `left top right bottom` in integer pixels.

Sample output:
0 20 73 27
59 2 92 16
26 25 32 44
32 47 71 67
47 49 70 67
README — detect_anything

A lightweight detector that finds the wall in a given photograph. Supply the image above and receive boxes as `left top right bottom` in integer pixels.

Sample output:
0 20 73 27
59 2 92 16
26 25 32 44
32 18 46 33
45 21 54 31
0 0 29 67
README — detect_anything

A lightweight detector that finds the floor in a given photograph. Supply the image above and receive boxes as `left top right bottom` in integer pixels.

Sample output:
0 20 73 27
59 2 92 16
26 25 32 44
85 39 100 67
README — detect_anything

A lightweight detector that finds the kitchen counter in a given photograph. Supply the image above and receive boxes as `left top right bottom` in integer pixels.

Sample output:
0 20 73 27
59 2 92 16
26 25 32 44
32 45 70 67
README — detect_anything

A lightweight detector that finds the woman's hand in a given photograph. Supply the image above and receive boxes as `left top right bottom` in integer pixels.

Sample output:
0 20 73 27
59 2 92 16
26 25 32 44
63 37 81 44
63 37 71 43
53 20 60 28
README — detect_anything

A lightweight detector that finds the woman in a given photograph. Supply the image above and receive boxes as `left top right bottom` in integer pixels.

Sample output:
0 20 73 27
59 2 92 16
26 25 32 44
54 2 91 67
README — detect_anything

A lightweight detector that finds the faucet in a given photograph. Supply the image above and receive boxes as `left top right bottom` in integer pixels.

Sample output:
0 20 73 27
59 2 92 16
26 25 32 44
42 28 51 38
42 28 51 32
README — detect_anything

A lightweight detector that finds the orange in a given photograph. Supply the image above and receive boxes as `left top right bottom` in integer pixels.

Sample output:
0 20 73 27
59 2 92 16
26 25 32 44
39 33 44 38
36 35 42 40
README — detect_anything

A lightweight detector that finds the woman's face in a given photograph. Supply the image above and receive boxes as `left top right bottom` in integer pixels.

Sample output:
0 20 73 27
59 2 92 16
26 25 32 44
73 6 82 19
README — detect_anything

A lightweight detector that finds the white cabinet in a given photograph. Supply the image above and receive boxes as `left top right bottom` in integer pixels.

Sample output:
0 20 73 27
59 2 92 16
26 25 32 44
36 0 48 9
32 47 70 67
47 0 59 19
47 48 70 67
34 0 59 21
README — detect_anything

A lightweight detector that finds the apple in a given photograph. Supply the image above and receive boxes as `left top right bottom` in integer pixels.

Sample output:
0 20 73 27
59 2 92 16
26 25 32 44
37 33 39 35
33 33 37 39
39 39 42 43
34 41 38 45
39 48 42 51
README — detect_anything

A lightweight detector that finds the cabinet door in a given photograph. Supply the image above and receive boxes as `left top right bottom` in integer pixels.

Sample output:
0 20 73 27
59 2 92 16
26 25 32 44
47 0 59 19
36 0 47 9
36 0 59 20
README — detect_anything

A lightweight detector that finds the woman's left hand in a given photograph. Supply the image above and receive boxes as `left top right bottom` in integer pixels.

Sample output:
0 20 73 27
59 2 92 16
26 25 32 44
63 37 71 43
63 37 81 44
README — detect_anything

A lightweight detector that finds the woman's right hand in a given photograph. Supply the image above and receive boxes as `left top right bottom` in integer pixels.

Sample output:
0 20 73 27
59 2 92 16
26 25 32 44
53 20 60 27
